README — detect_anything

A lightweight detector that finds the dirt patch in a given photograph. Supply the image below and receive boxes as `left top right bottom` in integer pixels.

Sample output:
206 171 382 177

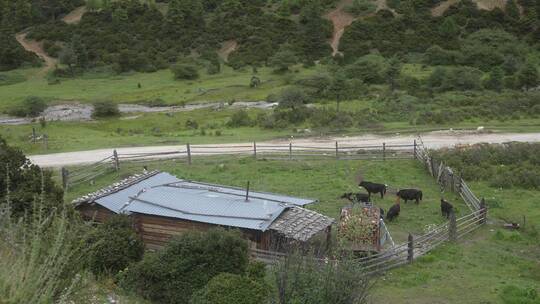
324 0 356 56
432 0 507 17
62 6 87 24
15 32 58 75
217 40 238 62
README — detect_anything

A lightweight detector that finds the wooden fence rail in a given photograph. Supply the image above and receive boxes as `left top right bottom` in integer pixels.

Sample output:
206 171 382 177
61 142 417 189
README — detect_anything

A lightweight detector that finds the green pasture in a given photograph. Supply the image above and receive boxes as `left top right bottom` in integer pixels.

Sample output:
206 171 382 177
2 105 538 155
0 64 319 112
63 157 467 244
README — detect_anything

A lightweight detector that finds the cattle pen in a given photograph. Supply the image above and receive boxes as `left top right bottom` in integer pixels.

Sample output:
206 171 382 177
60 137 488 276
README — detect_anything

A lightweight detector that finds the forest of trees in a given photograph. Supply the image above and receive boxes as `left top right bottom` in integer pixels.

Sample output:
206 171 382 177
0 0 538 91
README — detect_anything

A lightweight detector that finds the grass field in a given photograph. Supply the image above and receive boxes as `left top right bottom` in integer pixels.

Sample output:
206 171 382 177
0 64 319 112
64 156 466 244
2 105 539 155
61 156 540 303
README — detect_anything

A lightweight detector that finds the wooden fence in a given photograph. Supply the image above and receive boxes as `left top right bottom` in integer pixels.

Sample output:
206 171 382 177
61 141 418 189
61 137 487 276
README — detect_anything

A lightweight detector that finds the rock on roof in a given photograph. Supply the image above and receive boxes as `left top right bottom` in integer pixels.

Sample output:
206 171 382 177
270 207 334 242
72 170 161 206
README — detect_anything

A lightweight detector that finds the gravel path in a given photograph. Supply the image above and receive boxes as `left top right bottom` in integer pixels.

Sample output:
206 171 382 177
28 131 540 168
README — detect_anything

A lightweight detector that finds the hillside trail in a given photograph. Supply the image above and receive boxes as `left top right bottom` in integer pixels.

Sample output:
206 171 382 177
325 0 356 56
15 32 58 77
28 131 540 167
62 6 87 24
431 0 507 16
325 0 397 56
13 6 85 77
217 40 238 62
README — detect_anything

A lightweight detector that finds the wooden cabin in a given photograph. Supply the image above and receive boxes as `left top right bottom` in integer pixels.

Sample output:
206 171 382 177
73 171 334 251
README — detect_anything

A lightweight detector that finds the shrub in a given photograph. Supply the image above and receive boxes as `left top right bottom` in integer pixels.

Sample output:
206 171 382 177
118 229 249 304
189 273 268 304
171 64 199 80
0 136 63 218
346 0 377 16
87 215 144 275
0 193 91 302
186 119 199 129
227 110 253 127
8 96 47 117
270 251 372 303
92 101 120 118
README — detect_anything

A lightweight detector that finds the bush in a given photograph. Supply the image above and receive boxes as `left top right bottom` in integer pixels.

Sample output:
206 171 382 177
92 101 120 118
190 273 268 304
171 64 200 80
87 215 144 275
0 136 63 218
8 96 47 117
227 110 253 127
346 0 377 16
118 229 249 304
186 119 199 129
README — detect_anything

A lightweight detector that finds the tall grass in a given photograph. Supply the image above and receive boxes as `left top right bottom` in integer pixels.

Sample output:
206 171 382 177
0 172 90 303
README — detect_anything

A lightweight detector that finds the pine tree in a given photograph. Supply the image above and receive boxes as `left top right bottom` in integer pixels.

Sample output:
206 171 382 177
298 0 331 63
517 63 539 90
167 0 204 39
483 67 504 92
438 17 459 38
506 0 520 20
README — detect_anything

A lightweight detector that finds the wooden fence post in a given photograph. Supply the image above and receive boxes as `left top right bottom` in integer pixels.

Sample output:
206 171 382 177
335 141 339 160
449 211 457 242
383 142 386 161
480 198 487 224
413 139 417 159
289 143 292 160
32 127 36 144
187 143 192 165
253 142 257 159
407 234 414 263
113 149 120 171
43 134 48 150
61 167 69 190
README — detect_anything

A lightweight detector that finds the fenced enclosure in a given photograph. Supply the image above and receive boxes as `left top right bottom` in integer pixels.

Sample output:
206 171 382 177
60 141 418 188
60 137 487 276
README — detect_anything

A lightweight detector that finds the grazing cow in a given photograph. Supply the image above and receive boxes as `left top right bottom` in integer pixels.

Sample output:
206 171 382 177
340 192 370 204
359 181 387 199
396 189 423 204
440 198 454 218
386 203 400 221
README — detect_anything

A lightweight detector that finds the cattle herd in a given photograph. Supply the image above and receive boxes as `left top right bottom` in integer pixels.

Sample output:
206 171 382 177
341 180 455 223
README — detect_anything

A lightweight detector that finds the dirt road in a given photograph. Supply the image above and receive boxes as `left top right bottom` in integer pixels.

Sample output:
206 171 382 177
28 131 540 168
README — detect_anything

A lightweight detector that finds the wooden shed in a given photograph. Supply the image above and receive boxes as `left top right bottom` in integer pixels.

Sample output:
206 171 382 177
73 171 334 251
338 204 392 253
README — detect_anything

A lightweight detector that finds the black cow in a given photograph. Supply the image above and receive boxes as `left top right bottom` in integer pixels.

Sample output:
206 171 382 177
440 199 454 218
397 189 423 204
379 207 385 219
340 192 370 204
386 203 400 221
359 181 387 199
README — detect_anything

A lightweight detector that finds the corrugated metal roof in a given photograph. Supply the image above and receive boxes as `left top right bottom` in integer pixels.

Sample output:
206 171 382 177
75 171 321 232
95 172 179 213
